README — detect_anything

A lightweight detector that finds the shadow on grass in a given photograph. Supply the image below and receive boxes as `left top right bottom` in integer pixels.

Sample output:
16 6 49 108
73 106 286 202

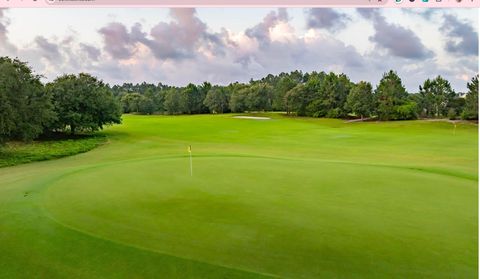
36 132 105 142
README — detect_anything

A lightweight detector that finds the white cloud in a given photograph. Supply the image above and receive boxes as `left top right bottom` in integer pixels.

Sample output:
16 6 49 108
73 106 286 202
0 8 477 93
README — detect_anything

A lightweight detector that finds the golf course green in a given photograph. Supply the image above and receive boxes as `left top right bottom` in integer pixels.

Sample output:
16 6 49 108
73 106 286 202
0 113 477 278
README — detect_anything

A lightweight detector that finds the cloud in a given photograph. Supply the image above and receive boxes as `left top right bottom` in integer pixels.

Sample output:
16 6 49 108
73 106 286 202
245 8 288 46
0 8 6 37
356 8 380 20
88 8 368 87
35 36 61 61
0 8 16 53
98 9 224 61
80 43 101 61
401 8 442 20
442 14 478 56
358 9 432 59
372 18 432 59
222 11 367 83
0 8 476 93
141 8 212 60
306 8 349 31
99 22 138 59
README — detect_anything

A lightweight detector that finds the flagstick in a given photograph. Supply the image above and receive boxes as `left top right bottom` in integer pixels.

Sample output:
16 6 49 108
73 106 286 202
189 146 193 176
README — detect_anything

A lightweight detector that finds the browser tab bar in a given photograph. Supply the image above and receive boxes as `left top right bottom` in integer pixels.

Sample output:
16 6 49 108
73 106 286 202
1 0 479 7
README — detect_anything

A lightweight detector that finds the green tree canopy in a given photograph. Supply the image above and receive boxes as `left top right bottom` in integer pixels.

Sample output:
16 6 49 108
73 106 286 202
164 88 185 115
272 76 298 111
375 70 414 120
419 76 455 118
345 81 374 119
462 75 479 120
204 86 229 113
181 82 210 114
120 93 143 113
47 73 122 134
0 57 55 143
229 87 250 113
246 83 273 112
307 72 351 118
284 84 311 116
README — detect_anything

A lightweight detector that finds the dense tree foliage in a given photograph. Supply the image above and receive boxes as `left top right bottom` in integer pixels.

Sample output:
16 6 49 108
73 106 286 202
47 73 122 134
103 69 477 122
229 86 249 113
1 55 477 145
375 71 414 120
182 82 210 114
204 86 229 113
164 88 185 115
307 73 352 118
120 93 144 113
418 76 456 118
462 75 479 120
0 57 55 143
285 84 311 116
345 81 375 119
115 82 168 115
0 57 123 144
272 76 298 111
246 83 273 112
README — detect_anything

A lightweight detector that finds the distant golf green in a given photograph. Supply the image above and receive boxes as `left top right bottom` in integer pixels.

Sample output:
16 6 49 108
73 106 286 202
0 114 477 278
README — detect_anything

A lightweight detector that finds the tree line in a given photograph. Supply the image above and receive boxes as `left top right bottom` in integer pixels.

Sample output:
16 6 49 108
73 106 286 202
0 57 122 143
114 70 478 121
1 56 478 144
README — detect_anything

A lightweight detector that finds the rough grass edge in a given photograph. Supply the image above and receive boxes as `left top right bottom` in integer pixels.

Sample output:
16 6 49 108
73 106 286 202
0 134 108 168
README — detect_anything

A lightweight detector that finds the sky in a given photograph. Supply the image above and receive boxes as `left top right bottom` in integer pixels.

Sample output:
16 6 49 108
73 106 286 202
0 8 478 92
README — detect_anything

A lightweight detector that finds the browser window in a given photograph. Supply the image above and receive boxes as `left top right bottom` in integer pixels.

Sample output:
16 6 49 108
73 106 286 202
0 0 478 278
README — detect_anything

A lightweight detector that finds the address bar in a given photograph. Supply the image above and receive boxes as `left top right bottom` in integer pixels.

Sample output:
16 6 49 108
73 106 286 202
45 0 387 6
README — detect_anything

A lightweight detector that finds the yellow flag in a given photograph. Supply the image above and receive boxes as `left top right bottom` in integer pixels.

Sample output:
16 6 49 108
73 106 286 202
188 145 192 153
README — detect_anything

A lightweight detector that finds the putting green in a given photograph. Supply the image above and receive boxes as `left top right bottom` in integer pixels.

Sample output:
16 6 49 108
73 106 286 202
0 114 478 278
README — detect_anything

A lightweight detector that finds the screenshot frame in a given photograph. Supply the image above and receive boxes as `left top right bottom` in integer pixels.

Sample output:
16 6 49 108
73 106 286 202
0 0 478 278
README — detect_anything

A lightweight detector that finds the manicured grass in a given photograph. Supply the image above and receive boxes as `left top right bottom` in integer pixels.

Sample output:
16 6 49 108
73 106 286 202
0 134 106 168
0 114 477 278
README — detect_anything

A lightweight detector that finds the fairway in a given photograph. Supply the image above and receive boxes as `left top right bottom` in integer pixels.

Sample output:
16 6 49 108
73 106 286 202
0 114 477 278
